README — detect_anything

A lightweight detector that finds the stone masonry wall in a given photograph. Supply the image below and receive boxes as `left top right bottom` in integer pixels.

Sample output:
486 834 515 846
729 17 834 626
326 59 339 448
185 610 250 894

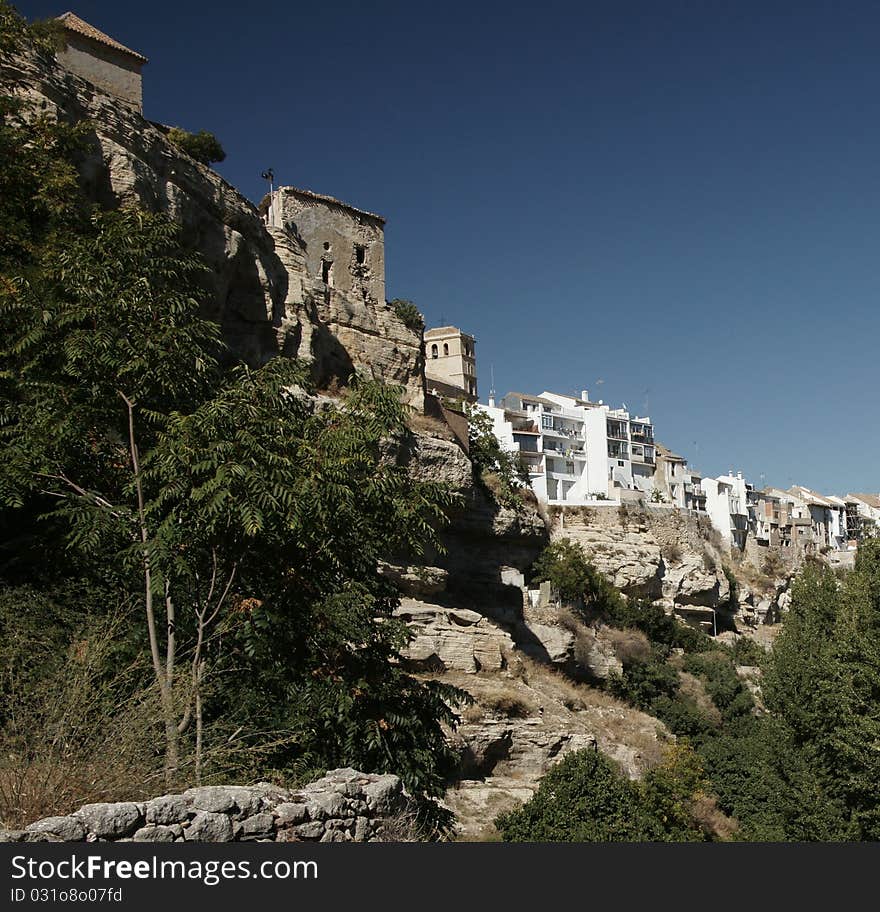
0 769 415 844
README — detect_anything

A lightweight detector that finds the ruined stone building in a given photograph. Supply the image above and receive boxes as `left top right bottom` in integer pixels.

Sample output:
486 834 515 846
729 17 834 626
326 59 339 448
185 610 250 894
264 186 386 307
56 12 147 113
424 326 478 402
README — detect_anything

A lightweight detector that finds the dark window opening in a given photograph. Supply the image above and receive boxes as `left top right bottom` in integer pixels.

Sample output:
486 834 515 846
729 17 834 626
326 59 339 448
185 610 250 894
322 259 332 285
443 343 449 356
431 344 438 359
355 244 366 264
323 241 331 251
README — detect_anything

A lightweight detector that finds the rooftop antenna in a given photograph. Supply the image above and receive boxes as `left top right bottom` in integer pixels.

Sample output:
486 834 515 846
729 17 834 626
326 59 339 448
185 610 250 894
261 168 275 195
488 364 496 407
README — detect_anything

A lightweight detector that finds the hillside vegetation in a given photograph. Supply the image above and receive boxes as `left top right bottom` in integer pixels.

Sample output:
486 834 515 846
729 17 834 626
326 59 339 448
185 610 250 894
0 3 465 833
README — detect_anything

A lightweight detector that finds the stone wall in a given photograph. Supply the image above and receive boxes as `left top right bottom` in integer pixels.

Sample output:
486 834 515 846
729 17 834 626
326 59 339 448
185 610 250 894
0 769 415 844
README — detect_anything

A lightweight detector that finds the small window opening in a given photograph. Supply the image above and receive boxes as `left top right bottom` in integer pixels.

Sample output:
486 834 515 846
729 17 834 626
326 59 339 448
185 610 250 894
355 244 366 264
431 344 438 359
443 343 449 356
323 241 331 251
322 259 333 285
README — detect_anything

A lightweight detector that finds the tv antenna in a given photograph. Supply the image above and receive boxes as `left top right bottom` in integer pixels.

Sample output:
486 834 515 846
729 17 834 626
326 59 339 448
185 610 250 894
261 168 275 195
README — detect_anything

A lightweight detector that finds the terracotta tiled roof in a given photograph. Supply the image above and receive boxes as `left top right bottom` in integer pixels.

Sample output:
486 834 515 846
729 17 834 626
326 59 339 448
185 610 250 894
57 12 148 63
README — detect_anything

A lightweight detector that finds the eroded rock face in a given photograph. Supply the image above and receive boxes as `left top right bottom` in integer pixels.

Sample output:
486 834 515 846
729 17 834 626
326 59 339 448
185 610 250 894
394 600 514 674
1 48 423 404
440 666 669 839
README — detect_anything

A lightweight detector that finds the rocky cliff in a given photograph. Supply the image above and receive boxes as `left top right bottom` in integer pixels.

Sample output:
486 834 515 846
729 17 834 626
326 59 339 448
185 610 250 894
3 45 792 841
1 46 424 404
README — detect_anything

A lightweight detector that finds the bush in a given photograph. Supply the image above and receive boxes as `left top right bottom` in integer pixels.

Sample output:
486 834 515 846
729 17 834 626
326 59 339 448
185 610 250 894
607 600 710 654
682 652 754 723
496 745 712 842
167 127 226 165
607 654 679 710
662 541 683 564
390 299 424 332
495 749 648 842
467 407 531 507
532 540 624 617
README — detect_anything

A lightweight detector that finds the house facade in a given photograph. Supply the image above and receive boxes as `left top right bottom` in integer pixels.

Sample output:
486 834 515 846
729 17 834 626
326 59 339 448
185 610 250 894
56 12 148 113
475 390 657 505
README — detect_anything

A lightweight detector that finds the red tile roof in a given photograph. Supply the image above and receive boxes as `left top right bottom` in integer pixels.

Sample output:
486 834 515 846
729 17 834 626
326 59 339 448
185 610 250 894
57 12 148 63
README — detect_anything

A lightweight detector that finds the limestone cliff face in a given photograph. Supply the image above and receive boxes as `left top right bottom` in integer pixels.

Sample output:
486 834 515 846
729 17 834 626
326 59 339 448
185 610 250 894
1 47 423 403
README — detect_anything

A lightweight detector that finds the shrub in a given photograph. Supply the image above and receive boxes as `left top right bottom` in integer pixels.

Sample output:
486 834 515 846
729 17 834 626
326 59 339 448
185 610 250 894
604 626 652 665
496 745 711 842
761 550 785 577
682 651 754 723
467 407 530 507
167 127 226 165
532 540 624 617
607 646 680 711
390 298 424 332
495 749 648 842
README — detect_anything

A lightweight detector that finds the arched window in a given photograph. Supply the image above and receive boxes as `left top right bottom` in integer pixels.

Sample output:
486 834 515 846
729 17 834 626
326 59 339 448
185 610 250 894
443 343 449 356
431 344 438 359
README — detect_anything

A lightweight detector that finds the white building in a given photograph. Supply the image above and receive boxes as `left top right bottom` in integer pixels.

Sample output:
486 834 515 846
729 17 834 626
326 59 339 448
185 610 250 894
702 472 750 550
475 389 658 505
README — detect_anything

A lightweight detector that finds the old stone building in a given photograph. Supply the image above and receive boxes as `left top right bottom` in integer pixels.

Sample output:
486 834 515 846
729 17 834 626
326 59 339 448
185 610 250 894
263 186 386 306
56 12 147 113
424 326 478 401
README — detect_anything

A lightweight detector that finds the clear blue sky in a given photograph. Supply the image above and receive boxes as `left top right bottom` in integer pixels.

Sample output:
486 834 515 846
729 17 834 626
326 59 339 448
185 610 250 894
17 1 880 494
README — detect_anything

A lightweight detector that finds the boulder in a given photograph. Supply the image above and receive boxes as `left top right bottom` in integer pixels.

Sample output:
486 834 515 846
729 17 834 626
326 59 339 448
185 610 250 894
75 803 142 839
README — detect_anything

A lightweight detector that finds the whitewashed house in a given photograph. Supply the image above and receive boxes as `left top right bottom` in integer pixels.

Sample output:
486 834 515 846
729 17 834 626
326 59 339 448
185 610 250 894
702 472 750 550
474 389 658 506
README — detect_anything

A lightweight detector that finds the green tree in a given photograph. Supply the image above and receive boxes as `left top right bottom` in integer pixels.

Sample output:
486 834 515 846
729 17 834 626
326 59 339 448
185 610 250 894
0 5 467 820
167 127 226 165
390 298 424 332
466 406 530 506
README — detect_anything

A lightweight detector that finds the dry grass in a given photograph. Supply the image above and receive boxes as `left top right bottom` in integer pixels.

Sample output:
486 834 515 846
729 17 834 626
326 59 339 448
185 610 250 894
661 541 684 564
677 672 722 726
480 691 536 718
407 410 456 441
604 627 652 665
689 793 740 841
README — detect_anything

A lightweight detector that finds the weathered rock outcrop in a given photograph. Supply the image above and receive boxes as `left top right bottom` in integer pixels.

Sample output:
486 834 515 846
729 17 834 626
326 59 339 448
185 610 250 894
1 47 423 403
439 665 669 839
552 506 736 628
0 769 415 843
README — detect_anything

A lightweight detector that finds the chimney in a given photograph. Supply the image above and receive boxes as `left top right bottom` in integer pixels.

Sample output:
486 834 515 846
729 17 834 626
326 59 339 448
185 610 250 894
488 395 496 408
581 389 589 401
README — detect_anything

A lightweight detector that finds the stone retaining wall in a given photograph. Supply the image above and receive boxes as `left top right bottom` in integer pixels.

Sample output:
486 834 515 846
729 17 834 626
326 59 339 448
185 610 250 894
0 769 415 844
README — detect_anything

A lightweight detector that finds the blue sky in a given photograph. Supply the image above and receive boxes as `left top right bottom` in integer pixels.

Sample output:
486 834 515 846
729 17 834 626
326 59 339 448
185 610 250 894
17 1 880 493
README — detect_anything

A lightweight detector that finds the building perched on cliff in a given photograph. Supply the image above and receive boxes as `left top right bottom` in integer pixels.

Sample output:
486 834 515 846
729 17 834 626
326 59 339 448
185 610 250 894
55 12 147 113
476 389 657 505
424 326 478 402
263 186 386 306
